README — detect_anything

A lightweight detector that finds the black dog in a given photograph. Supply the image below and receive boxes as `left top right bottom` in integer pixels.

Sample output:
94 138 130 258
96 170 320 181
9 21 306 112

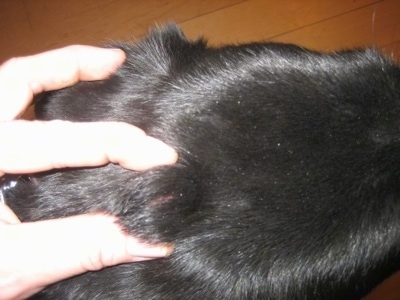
6 24 400 299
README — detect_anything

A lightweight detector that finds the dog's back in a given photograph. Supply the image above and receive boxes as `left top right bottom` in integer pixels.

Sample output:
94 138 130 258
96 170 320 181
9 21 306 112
7 24 400 299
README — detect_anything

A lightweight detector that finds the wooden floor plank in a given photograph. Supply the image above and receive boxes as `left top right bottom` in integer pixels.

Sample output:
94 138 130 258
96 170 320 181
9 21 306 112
179 0 379 45
365 272 400 300
0 0 244 62
270 0 400 51
381 40 400 62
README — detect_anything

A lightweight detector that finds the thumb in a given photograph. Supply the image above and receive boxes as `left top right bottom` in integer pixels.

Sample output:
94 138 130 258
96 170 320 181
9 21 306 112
0 210 173 299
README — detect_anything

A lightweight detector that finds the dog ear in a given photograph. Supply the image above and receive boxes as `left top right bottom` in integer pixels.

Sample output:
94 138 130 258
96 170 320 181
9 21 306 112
118 23 207 78
34 24 206 122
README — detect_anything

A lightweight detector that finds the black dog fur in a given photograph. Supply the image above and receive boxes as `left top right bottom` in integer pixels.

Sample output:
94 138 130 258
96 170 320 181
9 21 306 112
6 24 400 299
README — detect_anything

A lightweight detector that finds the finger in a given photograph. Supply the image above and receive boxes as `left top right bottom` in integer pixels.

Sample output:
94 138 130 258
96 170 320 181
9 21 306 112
0 214 173 299
0 120 178 175
0 203 21 225
0 46 126 121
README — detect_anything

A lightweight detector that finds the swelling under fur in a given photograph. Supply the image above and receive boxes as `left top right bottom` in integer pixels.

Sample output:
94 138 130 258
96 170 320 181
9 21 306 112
7 24 400 299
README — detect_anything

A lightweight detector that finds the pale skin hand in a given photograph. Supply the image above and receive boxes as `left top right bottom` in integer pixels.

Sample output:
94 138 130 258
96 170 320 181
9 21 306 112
0 46 178 300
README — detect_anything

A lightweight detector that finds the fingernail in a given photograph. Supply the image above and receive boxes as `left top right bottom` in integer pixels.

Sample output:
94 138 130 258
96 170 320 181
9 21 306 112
101 48 126 68
108 48 125 57
110 48 124 53
144 137 178 167
127 240 174 258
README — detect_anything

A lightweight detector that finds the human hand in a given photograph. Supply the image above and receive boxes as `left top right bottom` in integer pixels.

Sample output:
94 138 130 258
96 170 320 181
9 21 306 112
0 46 177 300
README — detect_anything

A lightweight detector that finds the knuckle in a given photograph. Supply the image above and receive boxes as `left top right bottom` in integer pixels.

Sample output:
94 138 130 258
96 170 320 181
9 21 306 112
83 250 104 271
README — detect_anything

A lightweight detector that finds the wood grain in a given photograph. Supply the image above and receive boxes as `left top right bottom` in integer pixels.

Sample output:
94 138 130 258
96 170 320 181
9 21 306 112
271 0 400 51
180 0 379 45
0 0 244 62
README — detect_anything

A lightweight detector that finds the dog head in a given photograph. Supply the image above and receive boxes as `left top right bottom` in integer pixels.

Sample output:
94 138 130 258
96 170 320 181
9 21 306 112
7 24 400 299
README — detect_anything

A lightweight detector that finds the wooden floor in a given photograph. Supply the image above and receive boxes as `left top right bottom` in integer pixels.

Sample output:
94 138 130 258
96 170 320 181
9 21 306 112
1 0 400 63
1 1 400 299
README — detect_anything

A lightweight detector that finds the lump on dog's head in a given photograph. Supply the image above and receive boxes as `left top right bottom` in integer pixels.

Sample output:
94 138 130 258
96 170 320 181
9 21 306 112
8 24 400 299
